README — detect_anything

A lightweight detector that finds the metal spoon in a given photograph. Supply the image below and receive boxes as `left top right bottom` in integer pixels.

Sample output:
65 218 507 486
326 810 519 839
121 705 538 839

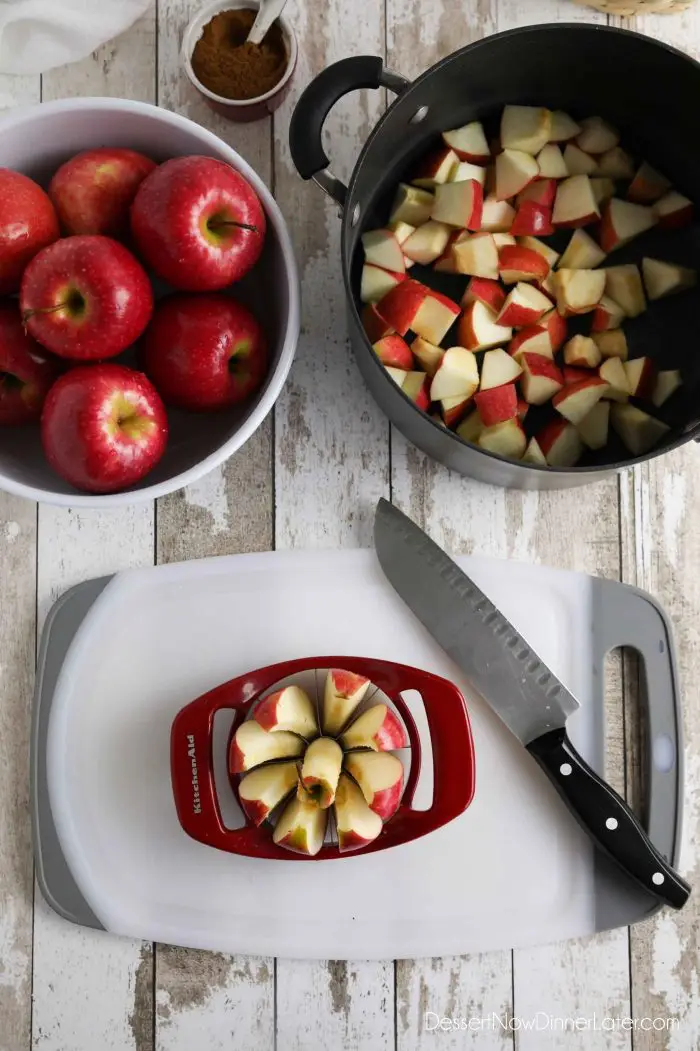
246 0 289 46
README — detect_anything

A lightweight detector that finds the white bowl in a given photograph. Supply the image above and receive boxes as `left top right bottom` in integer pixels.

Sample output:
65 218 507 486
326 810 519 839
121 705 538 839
0 97 300 507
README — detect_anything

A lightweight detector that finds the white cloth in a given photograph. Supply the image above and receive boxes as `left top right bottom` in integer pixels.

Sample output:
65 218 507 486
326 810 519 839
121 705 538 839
0 0 152 75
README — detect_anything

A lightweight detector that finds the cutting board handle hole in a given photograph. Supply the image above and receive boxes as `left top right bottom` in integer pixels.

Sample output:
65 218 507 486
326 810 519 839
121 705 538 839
400 690 433 811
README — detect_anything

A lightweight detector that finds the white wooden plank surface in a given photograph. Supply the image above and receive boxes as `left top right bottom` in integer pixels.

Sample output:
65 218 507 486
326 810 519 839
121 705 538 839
273 0 393 1046
30 12 157 1051
612 9 700 1047
154 4 275 1046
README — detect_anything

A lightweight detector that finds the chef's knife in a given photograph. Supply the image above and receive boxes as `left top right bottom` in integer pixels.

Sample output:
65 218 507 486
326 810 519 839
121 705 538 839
374 498 690 910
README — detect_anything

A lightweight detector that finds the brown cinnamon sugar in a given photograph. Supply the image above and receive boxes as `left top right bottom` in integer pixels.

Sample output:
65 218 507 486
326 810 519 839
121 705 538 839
191 8 288 101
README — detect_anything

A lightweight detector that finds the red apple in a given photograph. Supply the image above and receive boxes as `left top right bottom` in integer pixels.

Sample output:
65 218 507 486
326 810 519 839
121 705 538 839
509 201 554 237
40 364 168 493
461 277 506 314
340 703 407 751
49 148 156 238
537 418 584 467
141 294 267 411
20 235 152 361
131 156 266 291
0 301 59 425
343 751 404 820
474 383 518 427
372 334 413 370
509 325 552 362
0 169 59 295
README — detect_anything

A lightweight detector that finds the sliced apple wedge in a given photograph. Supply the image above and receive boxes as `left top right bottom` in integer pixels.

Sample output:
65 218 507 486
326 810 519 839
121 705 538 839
360 264 405 304
254 685 318 737
497 282 552 327
591 295 625 332
230 720 304 774
323 668 371 736
596 147 634 180
501 105 551 155
520 353 564 405
452 232 499 279
518 236 559 268
298 736 343 808
402 370 430 411
412 147 459 189
430 347 479 401
341 703 407 751
611 403 670 457
495 149 539 201
628 162 671 204
523 437 547 465
411 337 444 377
362 229 406 273
604 265 646 318
563 143 598 177
344 751 404 820
362 302 393 343
654 190 693 230
599 199 656 253
411 290 460 343
442 121 490 163
518 177 556 208
653 370 682 408
462 276 506 314
558 228 606 270
238 760 299 827
389 183 434 226
431 180 483 229
549 110 580 142
536 143 568 179
498 244 549 284
576 116 619 154
449 160 488 186
563 334 602 368
599 356 630 402
509 325 553 362
474 383 518 427
552 376 608 425
480 195 516 233
624 357 656 401
377 279 427 335
537 418 584 467
480 347 522 390
552 175 600 228
334 773 383 853
493 232 517 248
456 409 484 443
458 300 512 352
372 334 413 370
577 401 610 451
477 418 527 459
402 220 453 265
553 268 606 315
642 257 697 301
541 309 568 352
273 794 327 856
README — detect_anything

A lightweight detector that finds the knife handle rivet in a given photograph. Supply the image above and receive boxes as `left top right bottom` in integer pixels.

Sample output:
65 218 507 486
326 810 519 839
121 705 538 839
560 763 572 776
605 817 619 831
652 872 665 885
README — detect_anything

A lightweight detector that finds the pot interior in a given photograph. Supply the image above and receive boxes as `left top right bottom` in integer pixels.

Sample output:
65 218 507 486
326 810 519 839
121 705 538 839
345 25 700 468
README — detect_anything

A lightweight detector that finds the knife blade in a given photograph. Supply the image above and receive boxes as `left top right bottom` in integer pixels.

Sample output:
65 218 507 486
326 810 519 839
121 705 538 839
374 498 690 911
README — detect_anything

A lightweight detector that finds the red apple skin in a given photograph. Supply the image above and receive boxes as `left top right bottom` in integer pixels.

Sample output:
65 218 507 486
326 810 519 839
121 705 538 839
41 364 168 494
20 235 153 361
0 302 60 426
141 294 267 411
375 709 408 750
130 156 266 291
510 202 554 237
0 169 60 295
474 384 518 427
49 148 156 238
370 783 403 821
338 829 376 853
240 797 269 826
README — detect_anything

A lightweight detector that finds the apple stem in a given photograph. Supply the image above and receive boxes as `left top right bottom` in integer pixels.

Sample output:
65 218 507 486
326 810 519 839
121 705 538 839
22 303 71 325
208 219 259 234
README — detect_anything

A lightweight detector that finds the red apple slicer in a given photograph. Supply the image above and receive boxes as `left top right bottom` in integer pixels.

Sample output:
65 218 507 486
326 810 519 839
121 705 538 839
170 655 475 861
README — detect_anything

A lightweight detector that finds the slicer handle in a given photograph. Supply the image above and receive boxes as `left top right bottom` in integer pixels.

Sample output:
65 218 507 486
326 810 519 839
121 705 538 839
527 728 690 910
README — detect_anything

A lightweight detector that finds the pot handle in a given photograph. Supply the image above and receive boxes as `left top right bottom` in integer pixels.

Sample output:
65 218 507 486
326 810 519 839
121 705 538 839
289 56 410 209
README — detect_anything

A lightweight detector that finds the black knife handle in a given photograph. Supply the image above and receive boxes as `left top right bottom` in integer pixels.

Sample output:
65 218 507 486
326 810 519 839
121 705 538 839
527 728 690 910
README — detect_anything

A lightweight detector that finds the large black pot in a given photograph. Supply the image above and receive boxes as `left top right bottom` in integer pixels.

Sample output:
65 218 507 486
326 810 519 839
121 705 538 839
289 24 700 489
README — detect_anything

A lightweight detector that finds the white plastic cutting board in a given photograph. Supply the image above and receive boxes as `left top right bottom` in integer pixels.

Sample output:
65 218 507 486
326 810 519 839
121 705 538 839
46 549 600 959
